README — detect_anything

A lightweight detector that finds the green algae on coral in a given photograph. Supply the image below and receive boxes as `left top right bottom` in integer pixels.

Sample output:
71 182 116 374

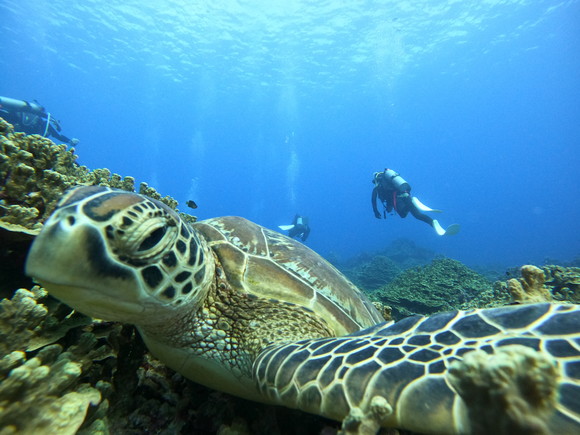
374 257 503 320
344 255 402 292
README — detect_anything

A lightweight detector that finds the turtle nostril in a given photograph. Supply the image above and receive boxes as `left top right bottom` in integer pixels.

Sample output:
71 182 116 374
67 216 76 226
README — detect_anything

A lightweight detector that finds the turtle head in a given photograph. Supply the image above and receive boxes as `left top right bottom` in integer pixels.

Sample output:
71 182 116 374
26 186 214 324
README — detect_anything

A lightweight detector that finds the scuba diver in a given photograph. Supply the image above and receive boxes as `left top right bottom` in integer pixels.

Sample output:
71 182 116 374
279 215 311 242
372 168 460 236
0 96 79 146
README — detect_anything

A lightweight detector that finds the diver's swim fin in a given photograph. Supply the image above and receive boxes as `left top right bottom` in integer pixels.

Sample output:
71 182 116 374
412 197 443 213
444 224 461 236
433 220 461 236
278 224 295 231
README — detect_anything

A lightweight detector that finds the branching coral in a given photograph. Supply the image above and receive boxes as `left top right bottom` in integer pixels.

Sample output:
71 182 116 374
0 285 94 355
0 346 102 435
0 287 111 434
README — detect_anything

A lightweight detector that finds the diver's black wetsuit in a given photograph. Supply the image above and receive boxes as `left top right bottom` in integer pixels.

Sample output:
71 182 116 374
288 215 310 242
0 96 77 145
371 169 433 226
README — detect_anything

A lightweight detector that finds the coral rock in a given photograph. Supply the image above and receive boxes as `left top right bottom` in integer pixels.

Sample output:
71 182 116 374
448 345 559 435
543 265 580 304
508 265 553 304
375 258 498 319
0 117 188 234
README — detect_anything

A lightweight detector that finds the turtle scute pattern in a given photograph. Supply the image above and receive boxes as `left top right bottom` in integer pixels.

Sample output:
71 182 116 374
194 215 384 335
254 302 580 434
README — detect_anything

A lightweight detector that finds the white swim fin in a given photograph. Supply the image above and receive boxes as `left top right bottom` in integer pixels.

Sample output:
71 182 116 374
412 197 443 213
433 220 461 236
278 224 295 231
444 224 461 236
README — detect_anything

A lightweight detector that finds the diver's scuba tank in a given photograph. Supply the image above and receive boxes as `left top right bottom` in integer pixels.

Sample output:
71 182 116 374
0 97 45 115
383 169 411 193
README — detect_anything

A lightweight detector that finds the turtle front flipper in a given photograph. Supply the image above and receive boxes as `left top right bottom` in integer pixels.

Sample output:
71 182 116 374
254 303 580 434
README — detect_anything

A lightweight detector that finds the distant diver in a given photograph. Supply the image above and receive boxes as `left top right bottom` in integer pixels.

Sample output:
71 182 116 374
371 168 460 236
279 214 311 242
0 96 79 146
186 200 198 210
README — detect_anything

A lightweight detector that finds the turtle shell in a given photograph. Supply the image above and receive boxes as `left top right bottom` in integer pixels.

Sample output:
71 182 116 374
194 216 384 335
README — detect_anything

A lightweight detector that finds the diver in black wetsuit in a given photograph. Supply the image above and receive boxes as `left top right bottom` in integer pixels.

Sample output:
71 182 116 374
280 215 311 242
371 168 460 236
0 96 79 146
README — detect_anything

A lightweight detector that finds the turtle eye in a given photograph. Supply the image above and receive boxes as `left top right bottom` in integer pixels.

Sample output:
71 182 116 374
113 218 177 265
138 227 167 251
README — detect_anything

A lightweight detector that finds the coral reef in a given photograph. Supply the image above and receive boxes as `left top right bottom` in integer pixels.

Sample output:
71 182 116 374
448 345 559 435
380 239 436 269
374 258 504 320
338 239 434 278
344 256 402 292
0 286 91 355
492 265 579 306
543 265 580 303
0 286 108 434
338 239 438 293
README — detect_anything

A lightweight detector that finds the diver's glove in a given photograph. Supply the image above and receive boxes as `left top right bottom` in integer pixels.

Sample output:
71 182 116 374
70 138 79 146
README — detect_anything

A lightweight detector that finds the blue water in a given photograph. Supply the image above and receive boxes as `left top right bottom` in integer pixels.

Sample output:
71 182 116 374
1 0 579 269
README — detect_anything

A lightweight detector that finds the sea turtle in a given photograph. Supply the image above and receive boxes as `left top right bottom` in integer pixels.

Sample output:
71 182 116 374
26 186 580 434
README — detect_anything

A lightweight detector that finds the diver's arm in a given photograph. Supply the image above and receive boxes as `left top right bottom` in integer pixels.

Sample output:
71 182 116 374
47 124 78 145
372 187 381 219
49 129 71 143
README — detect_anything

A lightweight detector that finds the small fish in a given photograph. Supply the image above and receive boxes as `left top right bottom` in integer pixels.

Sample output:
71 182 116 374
186 200 198 209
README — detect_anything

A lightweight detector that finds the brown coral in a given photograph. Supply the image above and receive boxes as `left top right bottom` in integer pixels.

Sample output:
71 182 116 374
0 117 191 235
447 345 560 435
543 265 580 304
0 287 112 434
508 265 553 304
0 286 93 355
0 346 102 435
371 301 393 322
339 396 393 435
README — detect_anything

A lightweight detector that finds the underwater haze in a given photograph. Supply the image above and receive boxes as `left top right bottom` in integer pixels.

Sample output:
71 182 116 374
1 0 579 269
